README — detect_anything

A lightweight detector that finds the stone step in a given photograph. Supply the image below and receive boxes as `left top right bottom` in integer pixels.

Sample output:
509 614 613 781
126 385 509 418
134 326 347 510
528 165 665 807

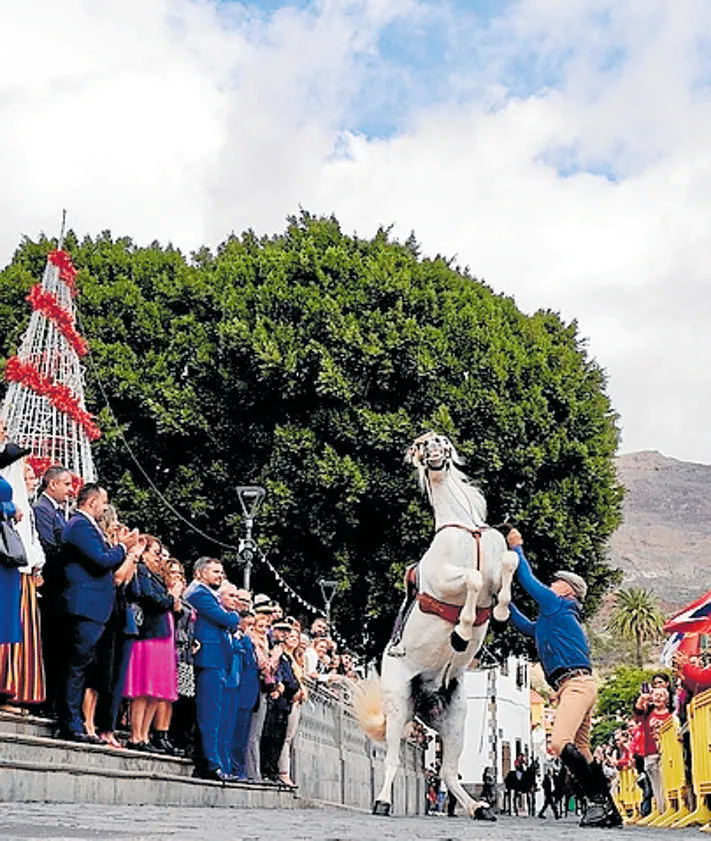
0 730 193 777
0 710 55 739
0 757 299 809
0 711 298 809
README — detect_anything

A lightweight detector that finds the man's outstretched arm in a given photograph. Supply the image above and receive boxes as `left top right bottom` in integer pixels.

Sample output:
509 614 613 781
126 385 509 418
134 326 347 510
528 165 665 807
507 528 560 613
510 603 536 637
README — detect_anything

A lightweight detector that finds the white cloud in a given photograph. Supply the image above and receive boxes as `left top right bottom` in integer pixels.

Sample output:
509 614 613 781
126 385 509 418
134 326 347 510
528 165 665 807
1 0 710 462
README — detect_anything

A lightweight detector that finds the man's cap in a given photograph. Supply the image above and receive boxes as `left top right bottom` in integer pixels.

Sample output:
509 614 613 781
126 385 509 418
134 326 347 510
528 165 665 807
253 593 275 613
554 570 587 602
0 442 31 469
272 620 293 632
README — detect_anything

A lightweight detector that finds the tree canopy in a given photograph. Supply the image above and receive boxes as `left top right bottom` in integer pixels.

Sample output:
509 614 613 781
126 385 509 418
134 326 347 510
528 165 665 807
607 588 665 667
0 214 624 656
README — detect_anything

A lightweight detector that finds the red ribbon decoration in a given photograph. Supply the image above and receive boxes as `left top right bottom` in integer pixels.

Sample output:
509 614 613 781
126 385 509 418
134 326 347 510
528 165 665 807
27 285 88 357
47 249 78 296
4 356 102 441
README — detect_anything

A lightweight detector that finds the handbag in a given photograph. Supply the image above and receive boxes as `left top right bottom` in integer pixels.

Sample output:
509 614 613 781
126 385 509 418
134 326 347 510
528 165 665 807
124 602 144 637
0 517 27 569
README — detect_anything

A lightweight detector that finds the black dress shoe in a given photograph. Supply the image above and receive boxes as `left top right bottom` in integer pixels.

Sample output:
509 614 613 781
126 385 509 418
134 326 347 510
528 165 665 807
151 732 185 757
125 740 151 752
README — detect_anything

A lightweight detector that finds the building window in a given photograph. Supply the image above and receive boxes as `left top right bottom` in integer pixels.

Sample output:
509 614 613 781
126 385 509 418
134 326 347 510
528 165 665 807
500 657 509 676
516 662 526 689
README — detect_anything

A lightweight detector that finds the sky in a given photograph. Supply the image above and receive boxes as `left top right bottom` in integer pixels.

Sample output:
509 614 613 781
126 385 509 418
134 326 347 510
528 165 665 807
1 0 710 463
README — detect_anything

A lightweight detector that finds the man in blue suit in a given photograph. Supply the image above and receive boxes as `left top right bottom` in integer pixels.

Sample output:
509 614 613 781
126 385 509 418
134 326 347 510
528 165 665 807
217 581 244 775
184 557 241 781
58 483 141 742
231 609 259 780
34 465 73 715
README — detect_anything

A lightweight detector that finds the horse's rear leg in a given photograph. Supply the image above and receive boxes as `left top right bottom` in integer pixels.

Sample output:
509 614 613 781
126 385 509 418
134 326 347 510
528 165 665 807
373 692 410 815
493 550 519 622
439 686 495 821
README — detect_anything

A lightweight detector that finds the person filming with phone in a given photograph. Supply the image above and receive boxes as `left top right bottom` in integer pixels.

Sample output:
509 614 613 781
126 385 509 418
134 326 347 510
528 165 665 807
634 679 672 815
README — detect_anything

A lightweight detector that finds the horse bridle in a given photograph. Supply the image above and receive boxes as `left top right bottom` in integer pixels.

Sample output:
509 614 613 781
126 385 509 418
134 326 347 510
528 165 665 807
409 433 453 472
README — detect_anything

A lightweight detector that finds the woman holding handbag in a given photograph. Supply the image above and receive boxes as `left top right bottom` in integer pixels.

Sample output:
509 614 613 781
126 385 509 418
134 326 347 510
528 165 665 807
123 537 180 751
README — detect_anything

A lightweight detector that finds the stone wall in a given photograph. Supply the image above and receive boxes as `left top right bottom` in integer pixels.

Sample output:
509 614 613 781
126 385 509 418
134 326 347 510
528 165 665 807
293 682 425 815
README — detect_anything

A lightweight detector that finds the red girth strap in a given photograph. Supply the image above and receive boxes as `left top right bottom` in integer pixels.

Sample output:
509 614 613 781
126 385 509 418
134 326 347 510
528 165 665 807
416 592 492 627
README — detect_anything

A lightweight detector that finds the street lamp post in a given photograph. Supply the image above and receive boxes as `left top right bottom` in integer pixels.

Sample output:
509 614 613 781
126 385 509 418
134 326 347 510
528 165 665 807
319 578 339 627
236 485 265 590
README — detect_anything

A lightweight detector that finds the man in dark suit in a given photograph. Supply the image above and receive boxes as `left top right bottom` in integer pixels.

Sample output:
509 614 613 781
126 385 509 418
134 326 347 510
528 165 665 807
57 483 140 742
33 465 73 715
184 557 241 781
230 609 259 780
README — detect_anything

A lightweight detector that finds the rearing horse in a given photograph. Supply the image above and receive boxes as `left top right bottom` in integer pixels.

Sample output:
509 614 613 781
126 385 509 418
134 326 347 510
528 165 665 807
354 432 519 820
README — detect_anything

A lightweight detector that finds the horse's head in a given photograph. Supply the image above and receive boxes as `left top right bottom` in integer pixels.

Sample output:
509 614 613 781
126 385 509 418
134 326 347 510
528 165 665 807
406 431 460 472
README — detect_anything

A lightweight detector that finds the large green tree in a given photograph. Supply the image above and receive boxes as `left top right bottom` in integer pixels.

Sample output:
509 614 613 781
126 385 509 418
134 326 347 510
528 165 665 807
0 214 623 656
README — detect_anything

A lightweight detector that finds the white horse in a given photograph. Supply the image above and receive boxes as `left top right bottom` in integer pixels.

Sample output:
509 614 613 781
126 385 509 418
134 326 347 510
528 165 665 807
354 431 519 819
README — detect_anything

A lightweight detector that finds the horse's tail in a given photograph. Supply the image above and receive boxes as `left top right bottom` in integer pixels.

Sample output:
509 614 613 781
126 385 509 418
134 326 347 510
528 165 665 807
352 677 387 742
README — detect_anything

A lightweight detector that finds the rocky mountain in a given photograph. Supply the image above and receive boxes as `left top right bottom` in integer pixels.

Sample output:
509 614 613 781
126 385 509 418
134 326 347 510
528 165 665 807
609 450 711 610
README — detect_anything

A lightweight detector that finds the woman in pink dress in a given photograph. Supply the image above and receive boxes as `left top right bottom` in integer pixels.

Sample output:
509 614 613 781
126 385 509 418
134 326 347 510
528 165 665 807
123 537 180 751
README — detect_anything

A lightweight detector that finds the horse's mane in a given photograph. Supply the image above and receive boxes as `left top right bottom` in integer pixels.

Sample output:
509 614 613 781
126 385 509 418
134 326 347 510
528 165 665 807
416 443 487 526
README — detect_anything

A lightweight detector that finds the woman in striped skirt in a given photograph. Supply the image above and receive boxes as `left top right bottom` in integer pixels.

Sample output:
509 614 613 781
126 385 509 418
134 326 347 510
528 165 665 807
0 459 46 708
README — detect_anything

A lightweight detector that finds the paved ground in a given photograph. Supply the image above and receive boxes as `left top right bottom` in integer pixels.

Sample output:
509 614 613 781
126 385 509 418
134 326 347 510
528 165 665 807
0 804 701 841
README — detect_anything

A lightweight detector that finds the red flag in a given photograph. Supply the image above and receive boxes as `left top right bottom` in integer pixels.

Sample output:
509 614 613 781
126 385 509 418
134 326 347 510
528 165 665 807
664 589 711 634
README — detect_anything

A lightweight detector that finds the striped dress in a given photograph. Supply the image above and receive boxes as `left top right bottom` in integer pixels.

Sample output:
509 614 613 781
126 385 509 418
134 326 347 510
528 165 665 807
0 495 46 706
0 571 45 704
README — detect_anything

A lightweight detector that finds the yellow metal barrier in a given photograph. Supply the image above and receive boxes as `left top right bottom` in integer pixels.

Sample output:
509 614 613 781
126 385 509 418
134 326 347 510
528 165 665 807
616 766 642 823
648 716 689 827
672 688 711 829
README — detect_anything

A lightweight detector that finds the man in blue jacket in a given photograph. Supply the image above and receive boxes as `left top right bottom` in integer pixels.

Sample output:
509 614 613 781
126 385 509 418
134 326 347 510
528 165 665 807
505 526 621 829
231 610 259 780
34 465 73 716
58 483 141 742
184 557 241 781
216 581 245 775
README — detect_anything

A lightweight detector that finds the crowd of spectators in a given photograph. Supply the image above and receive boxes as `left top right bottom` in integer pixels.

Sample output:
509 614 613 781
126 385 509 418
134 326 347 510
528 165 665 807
0 426 360 785
604 667 702 816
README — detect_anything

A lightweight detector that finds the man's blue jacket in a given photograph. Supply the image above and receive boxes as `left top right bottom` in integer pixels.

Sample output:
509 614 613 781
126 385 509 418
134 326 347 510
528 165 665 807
185 582 241 671
509 545 591 682
235 634 260 710
60 512 126 624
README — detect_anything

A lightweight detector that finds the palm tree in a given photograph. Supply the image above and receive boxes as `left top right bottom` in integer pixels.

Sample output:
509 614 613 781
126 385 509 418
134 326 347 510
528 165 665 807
606 588 665 667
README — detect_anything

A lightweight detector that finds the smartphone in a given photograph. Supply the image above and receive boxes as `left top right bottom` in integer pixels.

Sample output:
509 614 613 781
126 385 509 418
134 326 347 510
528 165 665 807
641 682 650 694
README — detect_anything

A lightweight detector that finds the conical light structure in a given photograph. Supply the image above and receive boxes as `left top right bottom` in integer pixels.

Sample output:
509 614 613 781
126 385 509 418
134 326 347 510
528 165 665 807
1 249 98 483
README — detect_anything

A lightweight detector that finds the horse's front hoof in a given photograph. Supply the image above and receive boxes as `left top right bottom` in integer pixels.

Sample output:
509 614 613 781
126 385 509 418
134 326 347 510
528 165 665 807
474 806 497 821
492 605 510 622
373 800 391 816
450 630 468 652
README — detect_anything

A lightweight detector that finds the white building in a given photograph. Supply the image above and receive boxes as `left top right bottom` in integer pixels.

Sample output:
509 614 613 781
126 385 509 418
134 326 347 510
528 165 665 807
459 655 532 790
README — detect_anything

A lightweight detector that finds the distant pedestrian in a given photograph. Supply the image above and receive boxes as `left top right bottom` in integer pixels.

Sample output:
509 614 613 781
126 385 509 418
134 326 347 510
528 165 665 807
538 767 560 819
